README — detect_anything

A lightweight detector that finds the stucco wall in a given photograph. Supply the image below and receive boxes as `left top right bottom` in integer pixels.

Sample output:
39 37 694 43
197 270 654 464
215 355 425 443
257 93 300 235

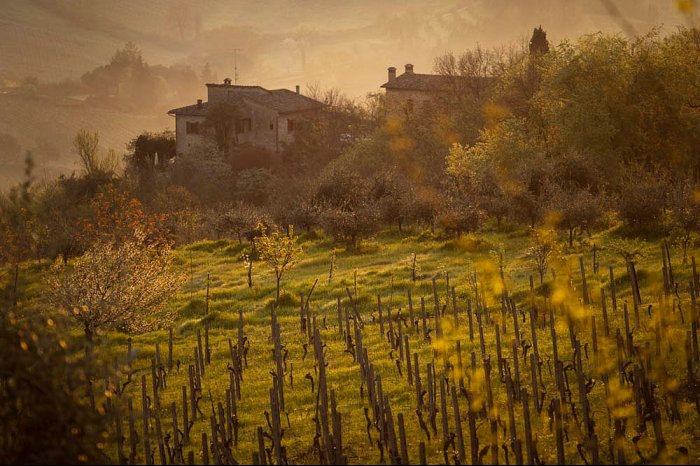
174 115 206 155
174 101 320 157
233 99 279 153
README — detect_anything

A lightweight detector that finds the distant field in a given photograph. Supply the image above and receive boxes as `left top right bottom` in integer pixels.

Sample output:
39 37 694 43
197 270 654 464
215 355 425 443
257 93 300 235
18 225 700 464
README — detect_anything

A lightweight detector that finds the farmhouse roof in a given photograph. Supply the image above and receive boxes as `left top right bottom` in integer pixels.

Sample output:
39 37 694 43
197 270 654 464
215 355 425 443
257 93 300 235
246 89 325 114
167 102 210 116
381 72 494 92
168 87 324 117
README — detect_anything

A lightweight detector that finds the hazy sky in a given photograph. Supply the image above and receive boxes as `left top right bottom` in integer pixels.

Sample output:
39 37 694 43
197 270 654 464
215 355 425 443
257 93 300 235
0 0 695 188
0 0 693 98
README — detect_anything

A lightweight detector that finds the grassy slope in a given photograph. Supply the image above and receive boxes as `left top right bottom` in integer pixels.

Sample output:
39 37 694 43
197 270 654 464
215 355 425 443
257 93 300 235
57 224 694 465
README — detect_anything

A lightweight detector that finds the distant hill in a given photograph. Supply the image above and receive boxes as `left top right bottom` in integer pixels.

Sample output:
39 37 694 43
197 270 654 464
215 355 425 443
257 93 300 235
0 92 171 189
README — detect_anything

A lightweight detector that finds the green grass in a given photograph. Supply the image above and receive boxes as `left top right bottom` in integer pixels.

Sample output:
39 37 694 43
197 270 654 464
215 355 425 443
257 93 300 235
16 225 700 464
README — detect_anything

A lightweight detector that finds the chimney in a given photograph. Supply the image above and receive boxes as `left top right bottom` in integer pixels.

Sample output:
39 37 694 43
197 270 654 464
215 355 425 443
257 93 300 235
223 77 232 85
197 99 202 108
404 64 414 74
388 66 397 81
296 85 300 94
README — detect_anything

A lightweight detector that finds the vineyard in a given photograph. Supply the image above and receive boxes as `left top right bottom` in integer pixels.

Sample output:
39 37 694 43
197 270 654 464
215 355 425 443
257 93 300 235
89 232 700 465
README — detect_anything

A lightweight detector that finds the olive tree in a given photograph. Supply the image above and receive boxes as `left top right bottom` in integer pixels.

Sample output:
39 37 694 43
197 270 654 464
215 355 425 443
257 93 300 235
46 230 185 344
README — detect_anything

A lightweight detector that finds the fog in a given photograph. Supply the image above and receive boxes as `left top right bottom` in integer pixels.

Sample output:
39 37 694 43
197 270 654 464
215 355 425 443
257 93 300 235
1 0 691 96
0 0 692 187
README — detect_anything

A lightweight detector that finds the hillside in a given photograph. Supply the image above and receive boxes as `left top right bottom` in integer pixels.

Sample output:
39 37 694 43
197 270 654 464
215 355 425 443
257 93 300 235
0 93 172 187
18 226 700 464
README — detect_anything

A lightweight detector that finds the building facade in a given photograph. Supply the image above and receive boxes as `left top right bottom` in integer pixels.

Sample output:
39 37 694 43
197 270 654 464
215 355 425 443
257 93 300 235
380 64 493 118
168 78 325 156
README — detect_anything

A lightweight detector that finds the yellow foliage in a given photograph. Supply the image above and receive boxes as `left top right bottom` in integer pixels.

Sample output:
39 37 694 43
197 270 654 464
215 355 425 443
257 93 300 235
606 378 634 420
482 102 510 128
542 211 563 231
665 377 681 392
677 0 695 13
389 135 414 153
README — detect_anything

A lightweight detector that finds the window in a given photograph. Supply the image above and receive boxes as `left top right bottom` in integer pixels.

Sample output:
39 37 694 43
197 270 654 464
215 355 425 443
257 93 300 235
287 119 295 133
235 118 252 134
270 122 274 131
186 121 200 134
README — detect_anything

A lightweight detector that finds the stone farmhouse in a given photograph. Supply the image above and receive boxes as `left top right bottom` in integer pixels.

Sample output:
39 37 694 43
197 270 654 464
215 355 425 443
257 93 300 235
168 78 325 156
381 63 493 117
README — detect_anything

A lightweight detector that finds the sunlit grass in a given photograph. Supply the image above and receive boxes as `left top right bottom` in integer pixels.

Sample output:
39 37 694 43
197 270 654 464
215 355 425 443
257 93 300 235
12 224 700 464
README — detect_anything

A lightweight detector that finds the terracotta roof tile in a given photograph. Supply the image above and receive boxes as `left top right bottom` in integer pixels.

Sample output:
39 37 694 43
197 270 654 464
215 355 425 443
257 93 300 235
245 89 325 114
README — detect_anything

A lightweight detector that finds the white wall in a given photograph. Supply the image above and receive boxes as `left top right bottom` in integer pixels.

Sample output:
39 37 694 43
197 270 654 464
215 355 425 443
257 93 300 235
175 115 206 156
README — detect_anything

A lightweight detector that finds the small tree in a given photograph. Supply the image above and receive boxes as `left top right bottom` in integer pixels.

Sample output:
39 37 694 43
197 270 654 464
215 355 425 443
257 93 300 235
73 129 118 177
256 224 302 303
526 228 557 285
547 184 607 247
215 201 268 244
319 201 381 248
616 164 667 231
46 230 185 344
204 101 241 155
435 196 480 238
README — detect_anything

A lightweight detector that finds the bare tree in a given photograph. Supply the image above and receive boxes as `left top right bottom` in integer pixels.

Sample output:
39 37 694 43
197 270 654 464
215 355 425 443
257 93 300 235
73 129 118 177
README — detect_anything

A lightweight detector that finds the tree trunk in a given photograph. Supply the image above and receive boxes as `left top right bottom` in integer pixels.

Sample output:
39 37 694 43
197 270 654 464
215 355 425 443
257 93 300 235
569 226 574 248
247 258 253 288
84 323 94 358
276 275 281 303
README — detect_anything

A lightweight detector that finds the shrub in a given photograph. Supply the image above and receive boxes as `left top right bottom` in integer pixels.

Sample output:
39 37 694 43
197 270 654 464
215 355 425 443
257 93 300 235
616 164 667 231
0 310 113 464
435 196 480 238
319 201 381 248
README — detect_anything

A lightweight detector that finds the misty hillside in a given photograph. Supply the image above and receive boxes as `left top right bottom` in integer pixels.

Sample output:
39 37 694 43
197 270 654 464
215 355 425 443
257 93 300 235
0 0 691 188
0 93 171 187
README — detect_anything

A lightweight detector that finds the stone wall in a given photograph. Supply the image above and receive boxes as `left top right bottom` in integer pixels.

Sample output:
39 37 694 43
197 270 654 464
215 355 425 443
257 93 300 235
384 88 437 118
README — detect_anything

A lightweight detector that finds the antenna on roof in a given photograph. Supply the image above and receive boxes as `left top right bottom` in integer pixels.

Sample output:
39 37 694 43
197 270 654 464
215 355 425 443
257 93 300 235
233 48 241 84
